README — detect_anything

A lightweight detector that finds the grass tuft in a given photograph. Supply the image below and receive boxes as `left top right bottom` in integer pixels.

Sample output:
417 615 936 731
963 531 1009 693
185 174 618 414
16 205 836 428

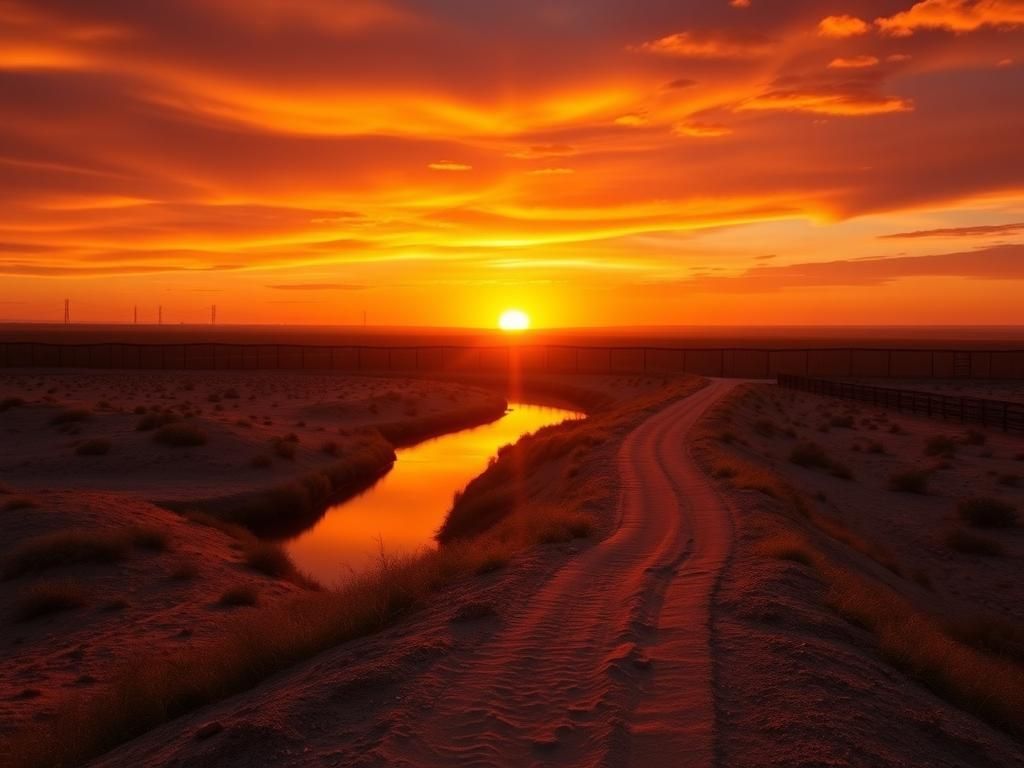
153 424 207 447
130 527 169 552
243 541 319 589
925 435 958 458
889 469 929 494
945 527 1005 556
50 408 91 426
219 585 259 607
957 497 1017 529
2 529 129 579
75 438 112 456
2 497 37 512
14 580 87 621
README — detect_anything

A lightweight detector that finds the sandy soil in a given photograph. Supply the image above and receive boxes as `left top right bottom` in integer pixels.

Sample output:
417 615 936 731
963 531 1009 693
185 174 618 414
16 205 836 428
700 383 1024 767
0 371 508 755
0 489 306 736
0 371 504 501
8 372 1021 767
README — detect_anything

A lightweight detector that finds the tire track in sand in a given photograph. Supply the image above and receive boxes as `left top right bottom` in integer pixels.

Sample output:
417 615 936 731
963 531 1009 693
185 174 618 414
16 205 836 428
378 380 737 768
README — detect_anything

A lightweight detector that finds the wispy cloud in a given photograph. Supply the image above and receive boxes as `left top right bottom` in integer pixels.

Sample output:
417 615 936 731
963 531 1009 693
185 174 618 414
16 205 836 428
880 222 1024 238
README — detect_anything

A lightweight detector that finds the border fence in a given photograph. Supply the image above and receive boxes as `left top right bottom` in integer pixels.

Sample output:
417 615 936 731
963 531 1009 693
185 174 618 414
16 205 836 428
1 342 1024 379
778 374 1024 434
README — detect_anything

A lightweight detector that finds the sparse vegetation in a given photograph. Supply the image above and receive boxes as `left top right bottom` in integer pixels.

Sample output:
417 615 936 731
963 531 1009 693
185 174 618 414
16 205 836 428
925 435 958 458
945 527 1005 557
136 411 178 431
271 436 297 460
50 407 91 426
219 585 259 607
963 428 987 446
243 541 318 589
153 424 207 447
2 497 37 512
789 442 853 480
789 442 832 470
889 469 929 495
2 529 129 579
14 580 87 621
957 497 1017 529
130 527 169 552
75 438 112 456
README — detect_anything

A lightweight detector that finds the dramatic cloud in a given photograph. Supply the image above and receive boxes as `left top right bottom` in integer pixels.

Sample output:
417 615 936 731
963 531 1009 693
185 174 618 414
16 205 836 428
0 0 1021 324
633 30 770 59
829 55 881 69
819 15 872 37
737 90 913 116
877 0 1024 36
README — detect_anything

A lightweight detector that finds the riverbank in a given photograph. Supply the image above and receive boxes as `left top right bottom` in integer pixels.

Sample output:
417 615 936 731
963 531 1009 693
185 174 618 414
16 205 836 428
0 371 704 768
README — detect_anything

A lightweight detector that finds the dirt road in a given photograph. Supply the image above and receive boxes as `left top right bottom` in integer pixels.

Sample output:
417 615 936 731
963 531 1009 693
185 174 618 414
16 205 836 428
378 380 737 767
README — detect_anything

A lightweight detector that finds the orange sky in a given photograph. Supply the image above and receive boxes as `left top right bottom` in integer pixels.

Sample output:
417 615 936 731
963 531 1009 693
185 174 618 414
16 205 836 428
1 0 1023 327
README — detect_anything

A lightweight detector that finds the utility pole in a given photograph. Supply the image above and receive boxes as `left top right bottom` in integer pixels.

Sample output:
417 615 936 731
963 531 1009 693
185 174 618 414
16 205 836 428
133 306 138 325
363 309 367 328
158 306 163 325
211 305 217 325
63 299 70 325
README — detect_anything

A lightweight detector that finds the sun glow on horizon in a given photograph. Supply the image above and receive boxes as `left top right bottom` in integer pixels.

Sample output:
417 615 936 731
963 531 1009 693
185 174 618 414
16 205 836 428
498 309 530 332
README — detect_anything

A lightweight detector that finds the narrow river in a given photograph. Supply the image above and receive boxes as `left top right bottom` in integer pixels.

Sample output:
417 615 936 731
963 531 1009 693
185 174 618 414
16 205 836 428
283 403 584 585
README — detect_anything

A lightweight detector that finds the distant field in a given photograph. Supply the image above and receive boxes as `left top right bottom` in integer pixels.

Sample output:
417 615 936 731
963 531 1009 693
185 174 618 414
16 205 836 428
3 324 1024 350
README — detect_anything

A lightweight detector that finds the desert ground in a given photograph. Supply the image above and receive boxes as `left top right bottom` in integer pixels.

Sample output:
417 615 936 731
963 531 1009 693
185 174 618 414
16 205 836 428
0 369 1022 767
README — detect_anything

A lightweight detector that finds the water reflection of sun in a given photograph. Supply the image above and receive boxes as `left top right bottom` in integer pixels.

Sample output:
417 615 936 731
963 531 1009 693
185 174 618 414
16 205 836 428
499 309 530 332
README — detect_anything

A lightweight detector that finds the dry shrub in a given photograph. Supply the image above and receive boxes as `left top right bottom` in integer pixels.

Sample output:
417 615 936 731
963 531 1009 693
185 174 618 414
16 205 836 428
130 527 168 552
2 497 37 512
757 531 815 566
889 469 929 495
925 435 958 458
243 541 319 589
14 580 87 621
219 585 259 607
945 528 1005 557
824 564 1024 737
271 437 297 460
789 442 831 469
2 530 129 579
75 438 112 456
0 539 520 767
0 397 25 412
957 497 1017 529
136 412 177 432
945 614 1024 666
153 424 207 447
50 408 91 426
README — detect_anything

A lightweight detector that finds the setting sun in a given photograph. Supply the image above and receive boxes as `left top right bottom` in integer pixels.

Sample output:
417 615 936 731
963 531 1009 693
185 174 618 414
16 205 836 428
498 309 530 332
